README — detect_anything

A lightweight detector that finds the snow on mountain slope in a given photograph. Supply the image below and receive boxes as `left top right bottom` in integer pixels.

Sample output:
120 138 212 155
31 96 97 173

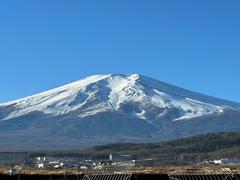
0 74 240 150
0 74 110 120
0 74 238 123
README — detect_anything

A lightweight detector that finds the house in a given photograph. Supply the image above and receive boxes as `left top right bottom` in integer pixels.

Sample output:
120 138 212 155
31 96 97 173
36 163 44 168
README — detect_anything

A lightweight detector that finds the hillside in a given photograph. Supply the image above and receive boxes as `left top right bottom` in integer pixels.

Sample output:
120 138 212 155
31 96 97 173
26 132 240 166
0 74 240 150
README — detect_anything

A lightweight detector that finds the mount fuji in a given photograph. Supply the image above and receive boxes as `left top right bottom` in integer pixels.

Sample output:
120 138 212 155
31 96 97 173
0 74 240 150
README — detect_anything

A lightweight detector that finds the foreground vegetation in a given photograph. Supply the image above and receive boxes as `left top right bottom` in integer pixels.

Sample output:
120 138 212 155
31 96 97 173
0 132 239 167
1 165 240 175
30 132 240 162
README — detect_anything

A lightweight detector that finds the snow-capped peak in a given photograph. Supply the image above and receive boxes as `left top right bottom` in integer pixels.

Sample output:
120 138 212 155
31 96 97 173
0 74 238 121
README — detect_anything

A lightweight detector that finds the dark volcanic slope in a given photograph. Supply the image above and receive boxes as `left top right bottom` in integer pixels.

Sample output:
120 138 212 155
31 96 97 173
0 74 239 150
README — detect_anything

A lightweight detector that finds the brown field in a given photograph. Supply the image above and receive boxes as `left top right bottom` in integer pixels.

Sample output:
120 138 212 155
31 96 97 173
1 166 240 175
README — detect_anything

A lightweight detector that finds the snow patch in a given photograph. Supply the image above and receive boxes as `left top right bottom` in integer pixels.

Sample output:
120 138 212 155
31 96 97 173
0 74 232 123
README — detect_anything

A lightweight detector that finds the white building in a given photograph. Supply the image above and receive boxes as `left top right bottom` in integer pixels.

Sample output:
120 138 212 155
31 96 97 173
37 163 44 168
213 160 223 165
109 153 113 161
36 157 46 162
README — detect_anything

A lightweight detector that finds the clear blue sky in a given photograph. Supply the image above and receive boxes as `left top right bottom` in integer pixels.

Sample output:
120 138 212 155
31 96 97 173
0 1 240 103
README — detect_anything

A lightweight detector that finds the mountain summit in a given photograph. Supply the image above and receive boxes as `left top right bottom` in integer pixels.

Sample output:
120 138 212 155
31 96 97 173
0 74 240 150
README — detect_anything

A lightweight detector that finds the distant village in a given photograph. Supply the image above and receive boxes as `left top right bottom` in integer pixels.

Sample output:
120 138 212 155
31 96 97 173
32 153 135 170
0 151 239 176
4 153 137 175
